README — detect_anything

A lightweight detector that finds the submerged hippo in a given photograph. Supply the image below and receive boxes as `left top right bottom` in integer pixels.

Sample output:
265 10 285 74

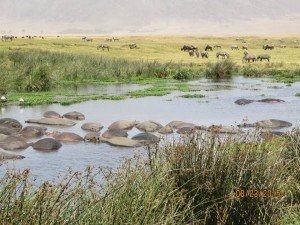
84 132 101 143
208 125 241 134
176 123 198 129
0 118 23 132
158 126 173 134
54 132 83 142
102 128 128 139
234 99 255 105
132 133 160 144
0 135 30 150
238 119 292 129
101 137 142 148
32 138 62 151
81 122 103 132
177 127 197 134
25 118 76 127
166 121 187 129
19 126 47 138
0 150 25 161
135 121 163 132
108 120 139 130
257 98 285 103
43 111 62 118
63 111 85 120
0 126 17 135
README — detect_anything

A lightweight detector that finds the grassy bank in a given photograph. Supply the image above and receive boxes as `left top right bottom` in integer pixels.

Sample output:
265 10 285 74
0 132 299 224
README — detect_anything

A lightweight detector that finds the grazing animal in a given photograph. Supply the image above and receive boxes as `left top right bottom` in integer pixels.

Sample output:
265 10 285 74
97 44 110 51
257 54 271 62
188 50 195 57
82 37 87 41
242 45 248 50
216 51 229 59
213 45 221 49
85 38 93 42
200 51 209 58
195 50 200 58
113 37 119 41
181 45 197 51
129 43 137 49
106 38 113 42
1 35 13 41
205 45 213 51
279 44 286 48
231 44 239 50
263 44 274 50
243 51 256 63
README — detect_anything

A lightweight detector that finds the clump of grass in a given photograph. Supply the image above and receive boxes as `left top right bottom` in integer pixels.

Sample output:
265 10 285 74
180 93 205 98
296 93 300 97
242 66 261 77
205 60 236 79
127 85 172 98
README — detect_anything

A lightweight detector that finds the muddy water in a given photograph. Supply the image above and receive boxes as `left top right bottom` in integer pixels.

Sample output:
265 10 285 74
0 77 299 181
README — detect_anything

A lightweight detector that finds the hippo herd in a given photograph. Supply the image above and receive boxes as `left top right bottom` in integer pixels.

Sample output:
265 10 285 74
0 107 295 163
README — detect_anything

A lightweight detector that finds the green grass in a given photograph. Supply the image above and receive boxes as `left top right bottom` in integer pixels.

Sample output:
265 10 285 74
296 93 300 97
180 93 205 98
0 132 299 224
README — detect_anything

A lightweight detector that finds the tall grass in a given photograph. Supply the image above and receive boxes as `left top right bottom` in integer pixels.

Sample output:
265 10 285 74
0 132 299 224
205 60 236 79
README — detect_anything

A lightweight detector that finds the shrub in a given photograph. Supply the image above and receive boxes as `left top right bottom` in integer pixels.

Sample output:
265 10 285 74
205 60 236 79
173 68 192 80
242 66 261 77
25 64 51 92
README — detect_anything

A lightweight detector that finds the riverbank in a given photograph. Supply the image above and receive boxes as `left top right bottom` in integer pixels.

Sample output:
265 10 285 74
1 132 299 224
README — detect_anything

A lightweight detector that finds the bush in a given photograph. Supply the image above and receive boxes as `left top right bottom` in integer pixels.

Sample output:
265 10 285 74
25 64 51 92
242 66 261 77
173 68 192 80
205 60 236 79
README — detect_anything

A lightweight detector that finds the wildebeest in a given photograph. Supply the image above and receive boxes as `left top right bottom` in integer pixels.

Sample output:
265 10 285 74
181 45 197 51
242 45 248 50
279 44 286 48
200 51 209 58
205 45 213 51
213 45 221 49
263 44 274 50
106 38 113 42
188 50 195 57
85 38 93 42
82 37 87 41
129 43 137 49
257 54 271 62
1 35 13 41
216 51 229 59
243 51 256 63
231 44 239 50
113 37 119 41
97 44 110 51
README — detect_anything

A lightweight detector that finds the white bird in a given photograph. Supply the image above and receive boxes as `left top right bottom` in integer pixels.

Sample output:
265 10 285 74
1 96 7 102
19 98 25 105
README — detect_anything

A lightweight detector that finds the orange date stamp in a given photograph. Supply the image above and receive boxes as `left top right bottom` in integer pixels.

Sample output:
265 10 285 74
234 189 281 198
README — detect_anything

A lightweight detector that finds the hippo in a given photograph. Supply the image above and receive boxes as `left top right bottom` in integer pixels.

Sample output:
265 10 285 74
25 118 76 127
0 118 23 132
135 121 163 132
54 132 83 142
177 127 196 134
43 111 62 118
101 137 142 148
0 134 8 141
132 133 160 144
81 122 103 132
0 126 17 135
108 120 139 130
176 123 197 129
0 135 30 150
32 138 62 151
0 150 25 161
234 99 255 105
102 128 128 139
208 125 240 134
166 121 187 129
63 111 85 120
19 126 47 138
84 132 101 143
158 126 173 134
238 119 292 129
257 98 285 103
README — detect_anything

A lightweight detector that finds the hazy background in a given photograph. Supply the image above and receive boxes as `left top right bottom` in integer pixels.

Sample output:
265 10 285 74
1 0 300 35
